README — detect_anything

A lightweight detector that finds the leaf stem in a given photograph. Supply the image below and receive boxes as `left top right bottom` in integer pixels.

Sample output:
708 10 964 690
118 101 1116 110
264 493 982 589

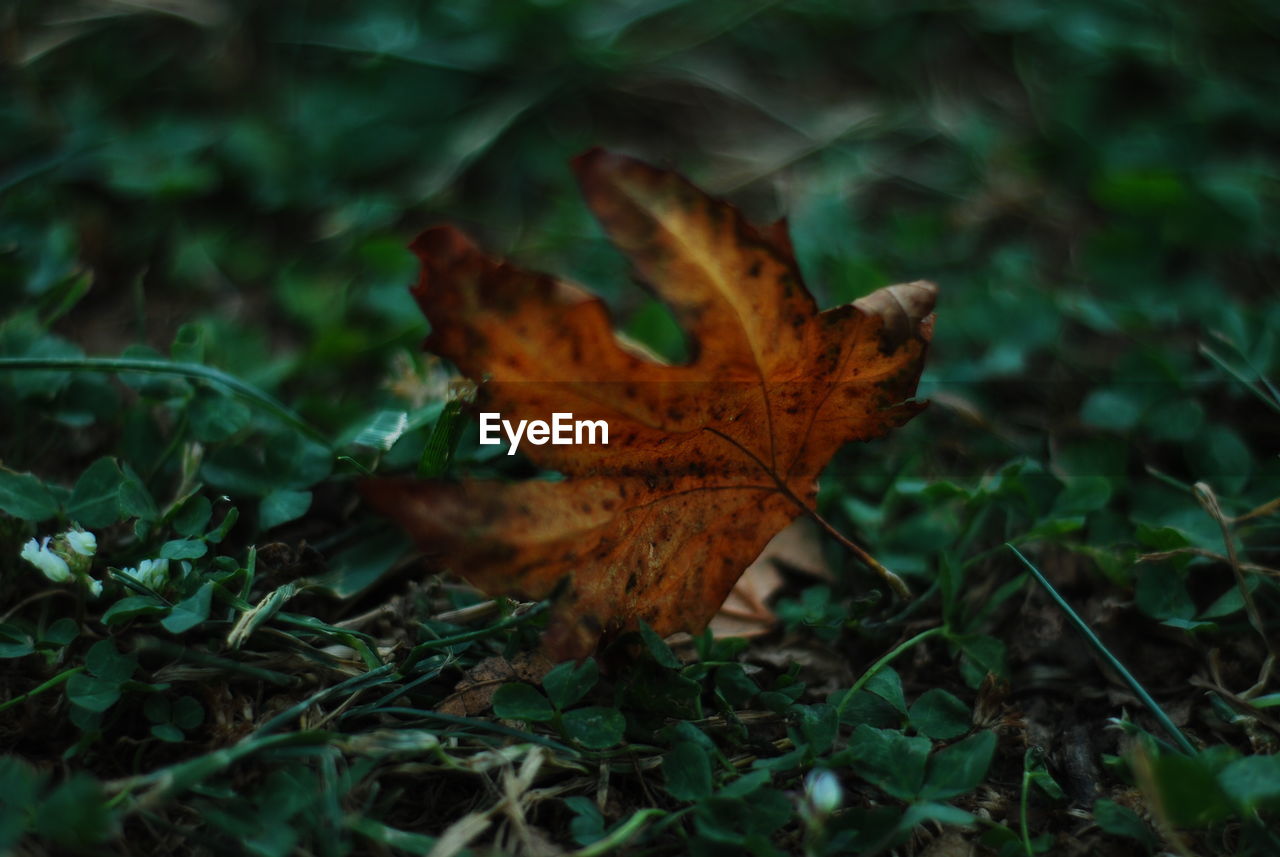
802 505 912 599
834 625 946 723
704 426 911 598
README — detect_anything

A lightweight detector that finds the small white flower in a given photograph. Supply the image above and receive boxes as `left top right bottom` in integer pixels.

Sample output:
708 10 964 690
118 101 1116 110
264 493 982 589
139 558 170 589
21 537 73 583
130 558 170 590
63 529 97 557
86 579 103 598
52 529 96 576
804 768 843 816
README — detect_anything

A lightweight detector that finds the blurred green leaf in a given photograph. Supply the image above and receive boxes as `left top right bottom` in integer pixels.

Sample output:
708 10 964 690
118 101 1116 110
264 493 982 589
920 730 996 800
561 706 626 749
1052 477 1112 516
259 490 312 531
1219 755 1280 812
1080 389 1143 432
910 688 971 741
0 468 59 521
171 495 213 537
563 795 605 847
542 659 598 710
664 741 713 801
101 596 168 626
639 619 681 669
492 683 555 722
1135 565 1194 622
863 667 907 715
1093 798 1157 853
0 757 43 850
33 774 113 849
117 464 159 521
848 725 931 801
160 539 208 561
66 674 121 713
42 618 79 648
1188 425 1251 494
1146 750 1237 827
190 390 252 443
85 640 136 683
714 663 759 707
0 625 36 659
67 458 124 528
162 582 214 634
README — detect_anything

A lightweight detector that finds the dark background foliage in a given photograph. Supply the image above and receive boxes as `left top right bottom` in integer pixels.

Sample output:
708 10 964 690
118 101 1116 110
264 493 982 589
1 1 1278 854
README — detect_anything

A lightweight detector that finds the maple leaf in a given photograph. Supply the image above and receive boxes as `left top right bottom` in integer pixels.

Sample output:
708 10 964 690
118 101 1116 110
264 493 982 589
362 149 936 660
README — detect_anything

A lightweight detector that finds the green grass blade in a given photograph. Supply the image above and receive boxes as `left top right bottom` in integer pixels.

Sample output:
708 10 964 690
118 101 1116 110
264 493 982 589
1007 544 1196 755
0 356 330 446
418 398 468 477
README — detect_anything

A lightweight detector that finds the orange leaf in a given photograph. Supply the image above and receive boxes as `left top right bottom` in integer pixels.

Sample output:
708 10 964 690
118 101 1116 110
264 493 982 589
362 149 936 660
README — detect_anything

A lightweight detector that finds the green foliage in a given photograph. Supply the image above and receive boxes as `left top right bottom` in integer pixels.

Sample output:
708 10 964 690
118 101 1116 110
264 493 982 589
542 657 599 709
492 682 556 722
494 659 626 749
664 741 714 801
847 725 932 801
1093 799 1157 854
0 468 60 521
2 0 1279 853
909 688 972 741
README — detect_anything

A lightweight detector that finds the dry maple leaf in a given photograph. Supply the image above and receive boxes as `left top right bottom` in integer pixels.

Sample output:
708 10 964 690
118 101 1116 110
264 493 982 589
362 149 936 660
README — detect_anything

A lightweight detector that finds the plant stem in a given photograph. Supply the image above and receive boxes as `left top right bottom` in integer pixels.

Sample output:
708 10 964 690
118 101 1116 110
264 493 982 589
569 809 665 857
1194 482 1278 662
834 625 947 723
0 666 84 713
1020 760 1035 856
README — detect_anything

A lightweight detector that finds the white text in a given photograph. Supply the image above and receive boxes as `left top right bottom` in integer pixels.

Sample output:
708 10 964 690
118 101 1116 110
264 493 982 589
478 413 609 455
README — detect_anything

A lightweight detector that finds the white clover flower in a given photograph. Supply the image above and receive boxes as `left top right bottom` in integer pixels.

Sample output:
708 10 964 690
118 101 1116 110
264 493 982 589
50 529 96 577
63 529 97 557
139 558 170 589
127 558 170 590
803 768 843 816
21 537 73 583
86 579 103 598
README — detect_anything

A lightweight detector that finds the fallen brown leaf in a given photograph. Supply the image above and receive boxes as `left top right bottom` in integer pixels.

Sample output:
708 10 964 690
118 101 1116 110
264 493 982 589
364 149 935 659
